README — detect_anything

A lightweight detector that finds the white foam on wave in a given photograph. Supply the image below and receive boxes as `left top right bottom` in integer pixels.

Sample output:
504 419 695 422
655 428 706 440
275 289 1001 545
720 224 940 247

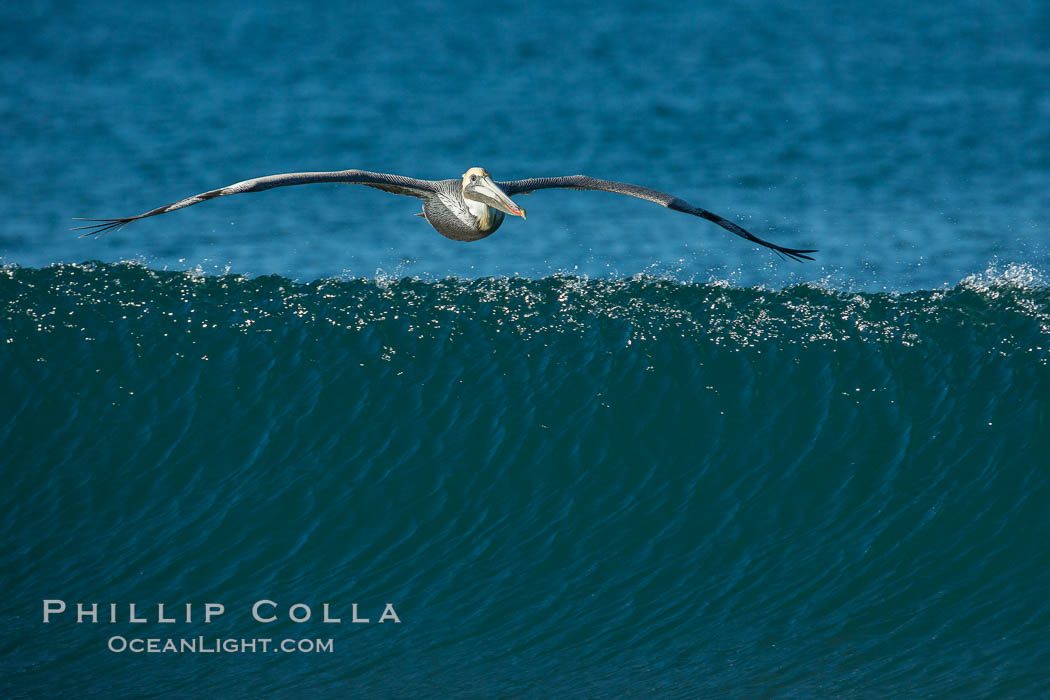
960 262 1047 292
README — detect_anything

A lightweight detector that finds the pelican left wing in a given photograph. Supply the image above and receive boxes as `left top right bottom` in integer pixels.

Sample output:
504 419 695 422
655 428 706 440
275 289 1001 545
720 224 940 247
74 170 438 237
497 175 817 262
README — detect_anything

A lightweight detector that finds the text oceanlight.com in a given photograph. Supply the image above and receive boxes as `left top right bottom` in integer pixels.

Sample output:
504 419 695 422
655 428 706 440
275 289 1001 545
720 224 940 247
42 600 400 654
107 636 335 654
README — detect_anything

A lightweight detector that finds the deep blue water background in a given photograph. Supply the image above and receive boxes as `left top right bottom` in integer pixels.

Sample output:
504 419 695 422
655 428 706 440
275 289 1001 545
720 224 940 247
3 0 1049 287
3 0 1050 697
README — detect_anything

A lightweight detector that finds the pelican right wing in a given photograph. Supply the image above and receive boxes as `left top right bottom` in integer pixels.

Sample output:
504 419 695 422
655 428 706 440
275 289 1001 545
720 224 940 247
497 175 817 262
74 170 438 237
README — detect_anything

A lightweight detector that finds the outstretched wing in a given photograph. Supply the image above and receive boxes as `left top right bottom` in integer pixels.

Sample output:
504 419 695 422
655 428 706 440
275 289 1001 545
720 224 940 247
496 175 817 262
73 170 438 237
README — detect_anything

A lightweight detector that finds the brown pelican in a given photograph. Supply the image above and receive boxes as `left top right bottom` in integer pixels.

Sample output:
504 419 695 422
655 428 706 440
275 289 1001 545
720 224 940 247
74 167 816 261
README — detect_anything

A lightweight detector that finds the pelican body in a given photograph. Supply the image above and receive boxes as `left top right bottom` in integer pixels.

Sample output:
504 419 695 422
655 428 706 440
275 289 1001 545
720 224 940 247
423 167 521 241
75 166 816 261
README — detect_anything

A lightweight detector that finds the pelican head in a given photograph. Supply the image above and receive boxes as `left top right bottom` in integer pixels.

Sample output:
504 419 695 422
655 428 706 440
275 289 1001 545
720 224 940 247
461 167 526 219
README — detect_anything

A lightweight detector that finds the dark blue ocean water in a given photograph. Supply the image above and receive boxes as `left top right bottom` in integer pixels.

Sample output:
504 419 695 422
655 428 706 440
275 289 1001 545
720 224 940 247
3 1 1050 697
4 0 1050 287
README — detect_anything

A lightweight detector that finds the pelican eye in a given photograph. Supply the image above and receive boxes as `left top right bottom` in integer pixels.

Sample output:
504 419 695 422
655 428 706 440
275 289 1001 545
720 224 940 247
470 174 477 182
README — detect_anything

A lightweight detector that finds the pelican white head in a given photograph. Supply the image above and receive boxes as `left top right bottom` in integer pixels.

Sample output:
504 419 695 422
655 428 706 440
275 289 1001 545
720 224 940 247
461 167 526 219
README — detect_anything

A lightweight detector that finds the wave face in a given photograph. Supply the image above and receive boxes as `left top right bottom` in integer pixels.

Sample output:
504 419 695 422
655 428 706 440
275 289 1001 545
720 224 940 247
3 262 1050 696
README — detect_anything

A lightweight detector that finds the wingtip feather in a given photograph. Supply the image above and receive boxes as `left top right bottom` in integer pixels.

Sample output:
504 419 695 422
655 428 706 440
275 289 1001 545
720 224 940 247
71 217 134 238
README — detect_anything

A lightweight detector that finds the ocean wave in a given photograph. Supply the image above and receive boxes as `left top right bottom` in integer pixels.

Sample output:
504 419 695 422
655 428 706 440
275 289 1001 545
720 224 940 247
3 261 1048 357
3 261 1049 696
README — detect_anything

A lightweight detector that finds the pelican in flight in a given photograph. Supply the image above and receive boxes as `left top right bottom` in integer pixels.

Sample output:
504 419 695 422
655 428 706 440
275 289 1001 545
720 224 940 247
74 167 816 261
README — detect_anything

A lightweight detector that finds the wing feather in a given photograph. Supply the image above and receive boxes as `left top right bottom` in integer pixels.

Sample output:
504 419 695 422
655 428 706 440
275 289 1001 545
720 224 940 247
497 175 817 262
73 170 437 237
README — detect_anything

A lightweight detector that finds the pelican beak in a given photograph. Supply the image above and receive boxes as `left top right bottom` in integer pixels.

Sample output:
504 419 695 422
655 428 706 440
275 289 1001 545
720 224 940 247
467 177 526 218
